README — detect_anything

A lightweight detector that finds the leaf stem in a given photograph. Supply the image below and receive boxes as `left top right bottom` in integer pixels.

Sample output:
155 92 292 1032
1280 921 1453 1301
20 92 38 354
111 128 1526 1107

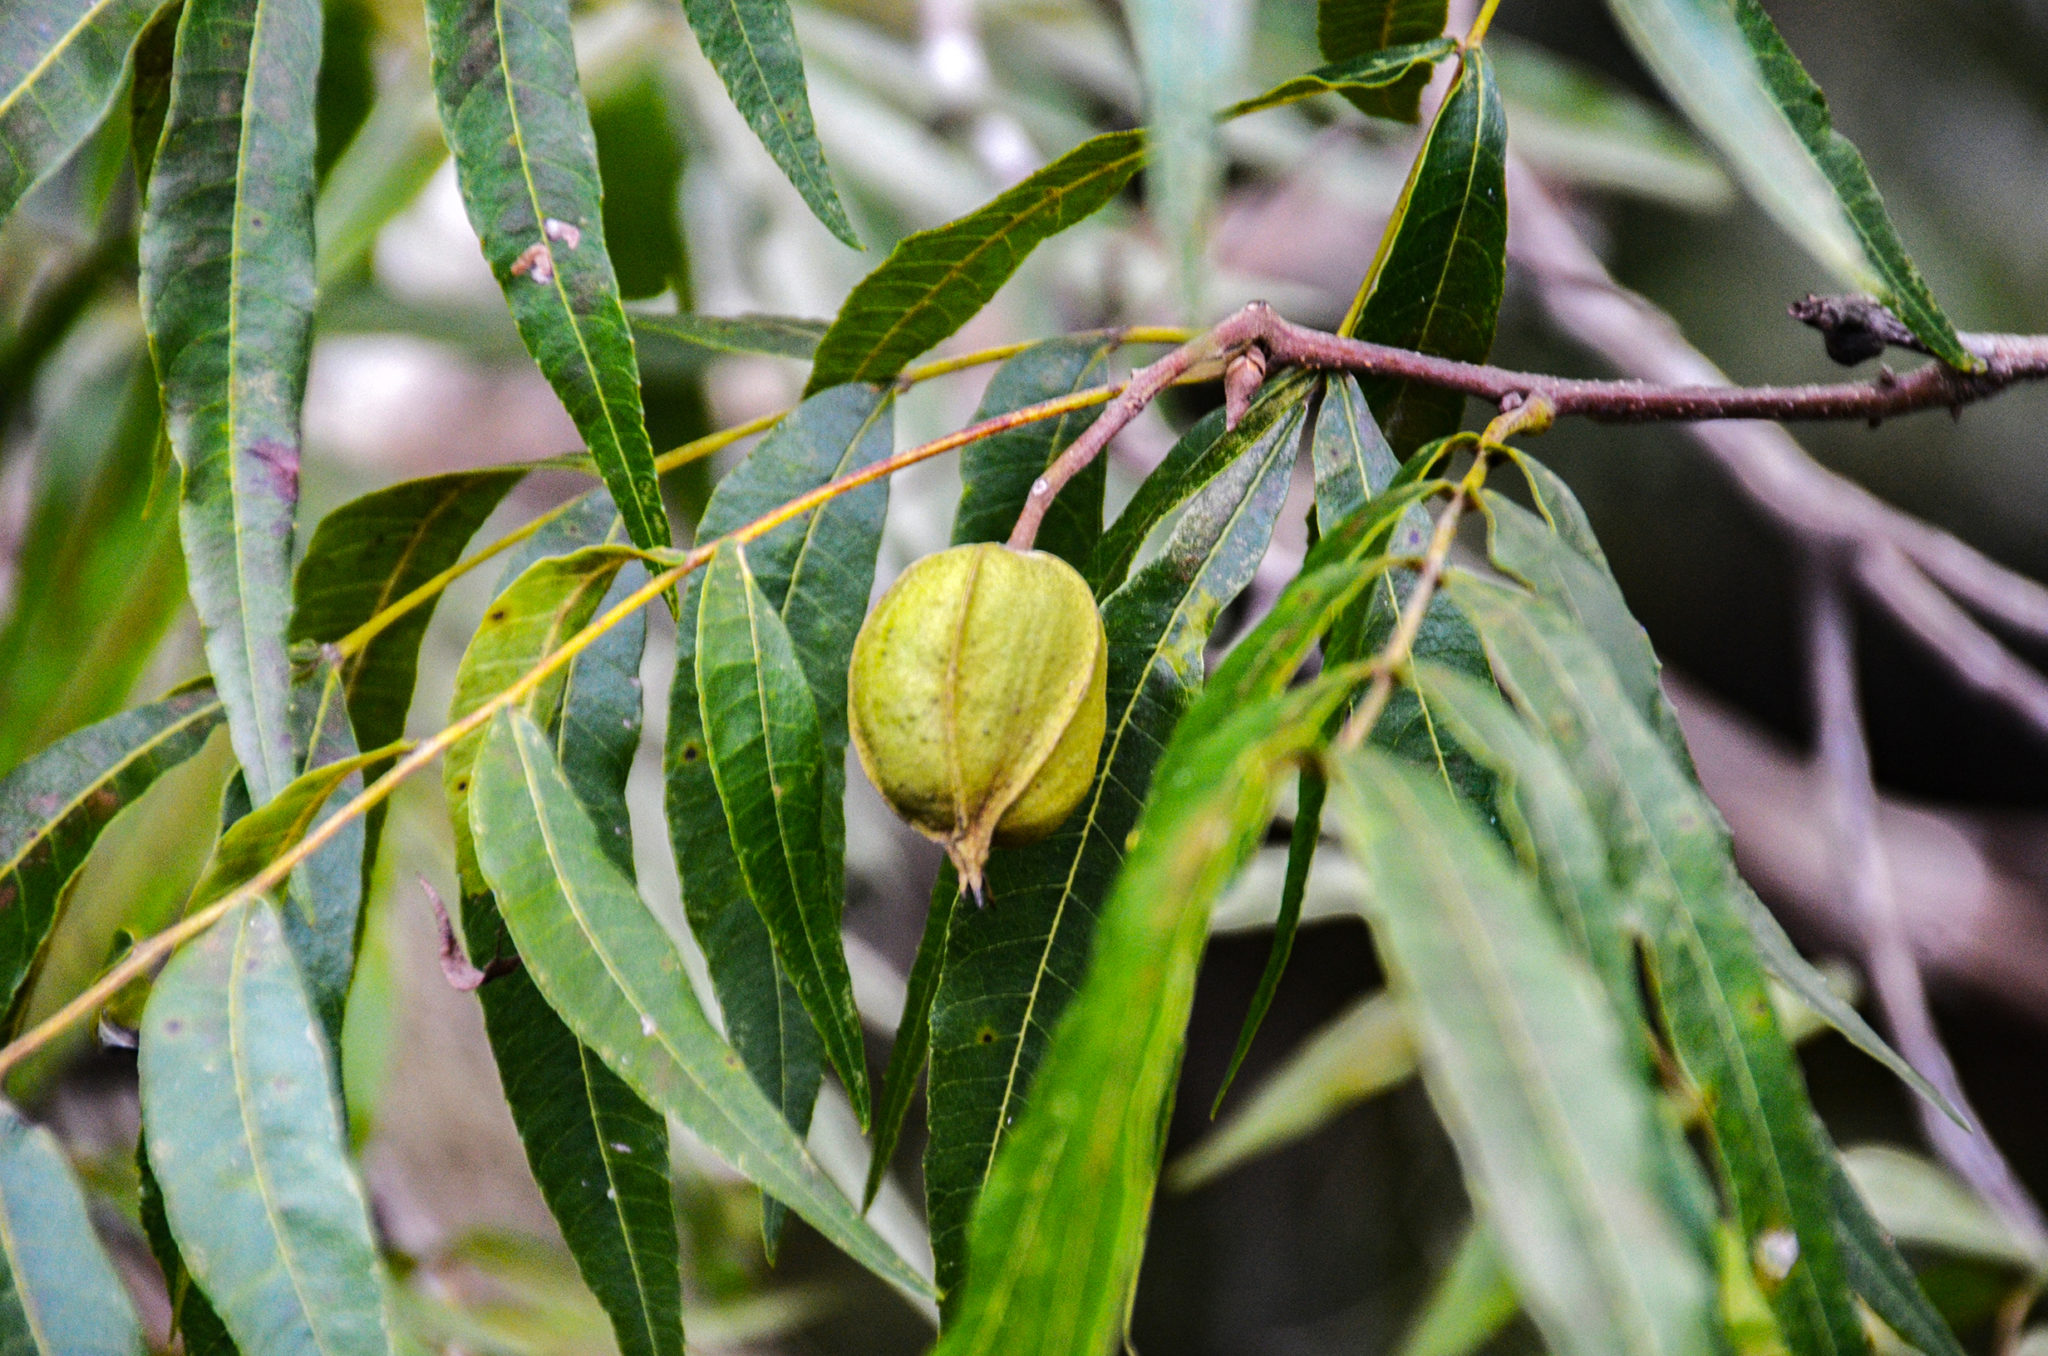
1464 0 1503 47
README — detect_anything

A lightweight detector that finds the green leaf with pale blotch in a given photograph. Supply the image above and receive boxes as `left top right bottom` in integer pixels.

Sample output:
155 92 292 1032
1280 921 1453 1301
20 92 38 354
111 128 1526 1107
926 381 1308 1306
140 0 322 806
1085 371 1318 597
1479 466 1959 1118
1224 38 1457 120
1310 376 1401 527
470 709 934 1303
677 0 855 247
1345 50 1507 456
0 685 221 1026
807 131 1145 394
952 337 1121 571
293 469 526 762
935 681 1342 1355
1602 0 1972 370
425 0 669 552
696 543 870 1126
631 313 828 364
139 901 393 1356
1173 990 1415 1191
445 545 637 891
666 384 891 1250
0 0 167 225
0 1102 145 1355
1318 0 1448 120
459 492 679 1356
1326 748 1718 1356
1447 574 1863 1356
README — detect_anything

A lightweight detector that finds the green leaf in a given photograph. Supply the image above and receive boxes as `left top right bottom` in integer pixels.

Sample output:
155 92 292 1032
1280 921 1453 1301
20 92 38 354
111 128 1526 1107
0 344 184 773
139 900 393 1356
0 1102 145 1355
424 0 670 552
1310 375 1402 528
1602 0 1972 369
139 0 323 806
1327 747 1718 1356
1447 574 1864 1356
1344 49 1508 456
0 0 167 225
292 468 527 761
1318 0 1448 120
630 313 829 364
925 382 1308 1305
1084 371 1318 597
445 544 636 891
696 543 870 1126
806 130 1145 394
137 1147 237 1356
1210 765 1323 1113
1129 0 1248 312
1829 1149 1978 1356
279 658 371 1046
1171 990 1416 1191
455 492 679 1356
1223 38 1457 120
865 868 956 1210
1480 463 1958 1118
664 384 891 1245
0 685 222 1025
675 0 856 247
934 684 1334 1355
470 708 934 1303
1393 1221 1519 1356
951 336 1121 571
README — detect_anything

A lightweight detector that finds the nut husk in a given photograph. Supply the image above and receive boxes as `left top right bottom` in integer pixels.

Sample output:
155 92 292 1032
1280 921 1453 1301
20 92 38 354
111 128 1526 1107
848 543 1108 898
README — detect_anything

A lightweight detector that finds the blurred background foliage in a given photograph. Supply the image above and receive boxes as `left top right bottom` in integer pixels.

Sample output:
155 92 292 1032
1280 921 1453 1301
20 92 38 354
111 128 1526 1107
5 0 2048 1351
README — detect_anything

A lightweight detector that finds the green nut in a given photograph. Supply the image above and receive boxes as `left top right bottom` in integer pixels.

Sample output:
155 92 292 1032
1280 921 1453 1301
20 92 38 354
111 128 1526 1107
848 542 1108 899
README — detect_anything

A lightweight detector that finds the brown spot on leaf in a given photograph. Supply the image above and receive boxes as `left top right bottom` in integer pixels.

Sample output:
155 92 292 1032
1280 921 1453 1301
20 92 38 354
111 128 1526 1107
248 439 300 502
509 242 554 286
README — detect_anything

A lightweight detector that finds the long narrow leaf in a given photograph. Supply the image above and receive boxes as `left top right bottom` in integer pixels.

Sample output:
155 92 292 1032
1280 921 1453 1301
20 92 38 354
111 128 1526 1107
696 543 870 1125
1318 0 1449 121
140 0 322 805
630 312 828 364
666 384 891 1245
1602 0 1971 368
1344 49 1508 456
807 131 1145 393
1130 0 1249 310
935 684 1338 1354
0 0 167 224
1448 574 1864 1356
1327 748 1717 1356
139 901 393 1356
1224 38 1457 120
425 0 669 551
0 1103 145 1355
677 0 856 247
865 868 956 1209
0 685 222 1025
925 382 1309 1302
455 494 680 1356
470 708 935 1303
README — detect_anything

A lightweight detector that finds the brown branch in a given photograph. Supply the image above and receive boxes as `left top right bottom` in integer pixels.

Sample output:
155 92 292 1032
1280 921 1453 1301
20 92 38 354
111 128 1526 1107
1004 295 2048 550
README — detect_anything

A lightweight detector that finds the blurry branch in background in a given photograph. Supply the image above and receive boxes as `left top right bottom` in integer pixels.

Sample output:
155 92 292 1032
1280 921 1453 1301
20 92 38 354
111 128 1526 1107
1807 567 2048 1245
1507 157 2048 1231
